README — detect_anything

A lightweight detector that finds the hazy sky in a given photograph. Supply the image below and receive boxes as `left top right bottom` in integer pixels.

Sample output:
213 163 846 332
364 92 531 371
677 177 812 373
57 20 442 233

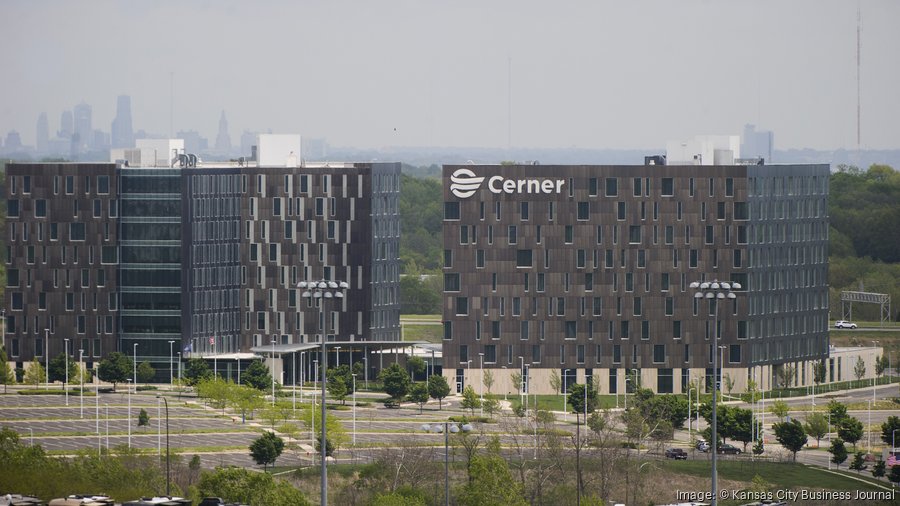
2 0 898 151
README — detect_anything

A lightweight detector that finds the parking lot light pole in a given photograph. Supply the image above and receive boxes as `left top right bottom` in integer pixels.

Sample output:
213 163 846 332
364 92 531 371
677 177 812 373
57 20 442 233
127 378 132 448
64 338 69 406
79 349 84 418
157 394 170 496
271 338 277 407
132 343 138 392
478 353 484 417
873 340 879 404
299 279 349 506
690 279 740 506
45 328 49 387
168 341 175 386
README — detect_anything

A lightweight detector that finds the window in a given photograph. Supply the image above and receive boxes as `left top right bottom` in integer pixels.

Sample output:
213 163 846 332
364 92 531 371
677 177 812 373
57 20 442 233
734 202 749 220
564 226 573 244
689 249 698 268
705 225 714 244
93 199 101 218
98 175 110 194
725 177 734 197
455 297 468 316
476 249 485 268
605 177 618 197
632 177 642 197
532 345 541 363
576 344 585 364
729 345 741 363
577 202 589 220
459 344 468 362
273 198 282 216
673 321 682 338
665 296 674 315
445 273 460 291
516 249 532 268
664 225 674 244
641 320 650 340
565 321 577 339
485 345 497 363
69 223 86 241
589 178 598 196
654 344 665 363
617 202 626 220
661 178 674 196
717 202 726 220
633 297 642 316
65 175 74 194
35 199 47 218
443 321 452 340
7 199 19 218
628 226 641 244
520 202 529 220
444 202 460 220
508 226 517 244
444 249 453 268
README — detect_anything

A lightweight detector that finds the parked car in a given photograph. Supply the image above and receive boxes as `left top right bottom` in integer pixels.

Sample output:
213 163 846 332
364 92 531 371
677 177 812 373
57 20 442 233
696 440 710 452
717 443 742 454
665 448 688 460
835 320 858 329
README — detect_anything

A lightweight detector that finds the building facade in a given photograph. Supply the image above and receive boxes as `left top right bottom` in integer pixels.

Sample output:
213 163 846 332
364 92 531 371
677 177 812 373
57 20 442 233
4 161 401 379
441 163 830 395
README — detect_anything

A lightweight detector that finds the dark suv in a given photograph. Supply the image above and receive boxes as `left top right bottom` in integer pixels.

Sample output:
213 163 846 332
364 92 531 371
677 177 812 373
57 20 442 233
717 443 742 455
665 448 688 460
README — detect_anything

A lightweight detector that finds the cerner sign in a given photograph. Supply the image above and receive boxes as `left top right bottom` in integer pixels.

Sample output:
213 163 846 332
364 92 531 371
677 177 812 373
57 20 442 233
449 168 565 199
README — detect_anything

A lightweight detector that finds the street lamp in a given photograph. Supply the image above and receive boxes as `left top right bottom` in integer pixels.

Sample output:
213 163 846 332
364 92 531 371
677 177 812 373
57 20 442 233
690 279 740 506
518 356 525 406
79 349 84 418
176 352 182 381
168 340 175 386
157 394 171 496
478 352 484 417
352 374 357 446
421 422 472 506
271 338 277 407
44 328 50 387
64 338 69 406
132 343 138 392
126 378 132 448
873 340 880 404
335 346 341 369
299 279 349 506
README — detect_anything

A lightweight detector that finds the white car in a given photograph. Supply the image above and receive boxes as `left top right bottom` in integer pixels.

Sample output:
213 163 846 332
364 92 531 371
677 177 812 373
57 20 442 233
835 320 858 329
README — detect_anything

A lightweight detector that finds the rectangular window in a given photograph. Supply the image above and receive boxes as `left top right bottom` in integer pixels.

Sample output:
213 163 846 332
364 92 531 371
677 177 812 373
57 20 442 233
564 226 573 244
605 178 618 197
653 344 665 363
734 202 749 220
444 273 460 292
65 175 74 194
520 202 529 220
532 344 541 363
508 226 517 245
705 225 714 244
628 225 641 244
632 177 642 197
455 297 468 316
673 320 682 339
69 223 86 241
617 202 626 220
516 249 532 268
444 202 460 220
98 175 110 194
725 177 734 197
717 202 726 220
661 178 674 196
7 199 19 218
443 321 452 340
589 178 598 196
577 202 589 220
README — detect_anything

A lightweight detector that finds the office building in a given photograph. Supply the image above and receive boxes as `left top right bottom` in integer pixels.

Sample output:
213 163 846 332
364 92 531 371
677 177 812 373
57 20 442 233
4 150 400 380
441 163 832 395
111 95 134 149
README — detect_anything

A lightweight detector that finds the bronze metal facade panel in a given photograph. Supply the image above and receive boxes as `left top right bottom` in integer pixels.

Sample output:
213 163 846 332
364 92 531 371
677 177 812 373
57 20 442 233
442 164 829 389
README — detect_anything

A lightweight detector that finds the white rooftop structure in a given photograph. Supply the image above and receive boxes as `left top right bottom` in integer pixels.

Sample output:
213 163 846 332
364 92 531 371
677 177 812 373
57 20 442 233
110 138 185 167
257 134 302 167
665 135 740 165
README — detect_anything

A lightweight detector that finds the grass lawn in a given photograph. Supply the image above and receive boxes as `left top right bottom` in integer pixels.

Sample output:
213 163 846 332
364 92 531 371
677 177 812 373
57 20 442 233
402 324 442 343
400 314 441 322
657 459 889 492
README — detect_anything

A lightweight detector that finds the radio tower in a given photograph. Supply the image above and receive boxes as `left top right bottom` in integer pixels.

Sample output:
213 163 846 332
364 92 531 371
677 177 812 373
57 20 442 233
856 5 861 155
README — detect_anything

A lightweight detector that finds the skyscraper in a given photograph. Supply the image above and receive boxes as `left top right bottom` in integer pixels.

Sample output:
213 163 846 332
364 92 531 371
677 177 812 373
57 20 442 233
215 110 232 154
59 110 73 139
111 95 134 149
73 102 92 153
36 113 49 153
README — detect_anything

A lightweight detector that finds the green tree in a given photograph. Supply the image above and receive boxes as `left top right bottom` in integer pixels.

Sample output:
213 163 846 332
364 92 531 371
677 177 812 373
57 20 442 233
510 370 523 397
196 378 231 414
838 417 864 449
549 369 562 395
97 352 132 391
242 359 272 390
773 419 807 461
872 459 886 478
380 363 411 403
483 398 501 419
849 451 867 473
876 355 886 378
427 374 451 409
724 406 756 451
752 438 764 456
0 347 15 393
23 359 45 389
813 360 827 386
195 466 311 505
371 491 427 506
890 465 900 486
769 400 789 422
137 408 150 427
249 431 285 471
482 369 495 394
399 275 441 313
298 403 348 453
829 438 848 468
408 382 429 413
460 385 481 416
828 400 850 426
228 383 265 422
567 383 599 424
326 375 349 405
854 356 867 387
47 352 78 386
457 452 527 506
804 412 829 447
183 358 213 386
881 416 900 445
407 356 426 379
136 361 155 383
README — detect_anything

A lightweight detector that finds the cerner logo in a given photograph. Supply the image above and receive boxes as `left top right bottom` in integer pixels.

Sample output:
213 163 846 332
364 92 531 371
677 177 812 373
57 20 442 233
449 168 566 198
450 168 485 198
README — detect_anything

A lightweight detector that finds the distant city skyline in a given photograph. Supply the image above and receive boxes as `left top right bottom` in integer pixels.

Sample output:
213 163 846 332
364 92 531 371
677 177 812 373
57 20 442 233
2 1 899 151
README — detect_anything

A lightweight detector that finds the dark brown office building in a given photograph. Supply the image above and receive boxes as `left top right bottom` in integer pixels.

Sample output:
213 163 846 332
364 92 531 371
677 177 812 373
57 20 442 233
441 163 829 395
4 161 401 381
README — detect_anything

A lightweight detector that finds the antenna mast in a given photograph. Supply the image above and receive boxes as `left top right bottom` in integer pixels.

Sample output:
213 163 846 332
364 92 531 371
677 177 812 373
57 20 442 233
856 5 861 154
